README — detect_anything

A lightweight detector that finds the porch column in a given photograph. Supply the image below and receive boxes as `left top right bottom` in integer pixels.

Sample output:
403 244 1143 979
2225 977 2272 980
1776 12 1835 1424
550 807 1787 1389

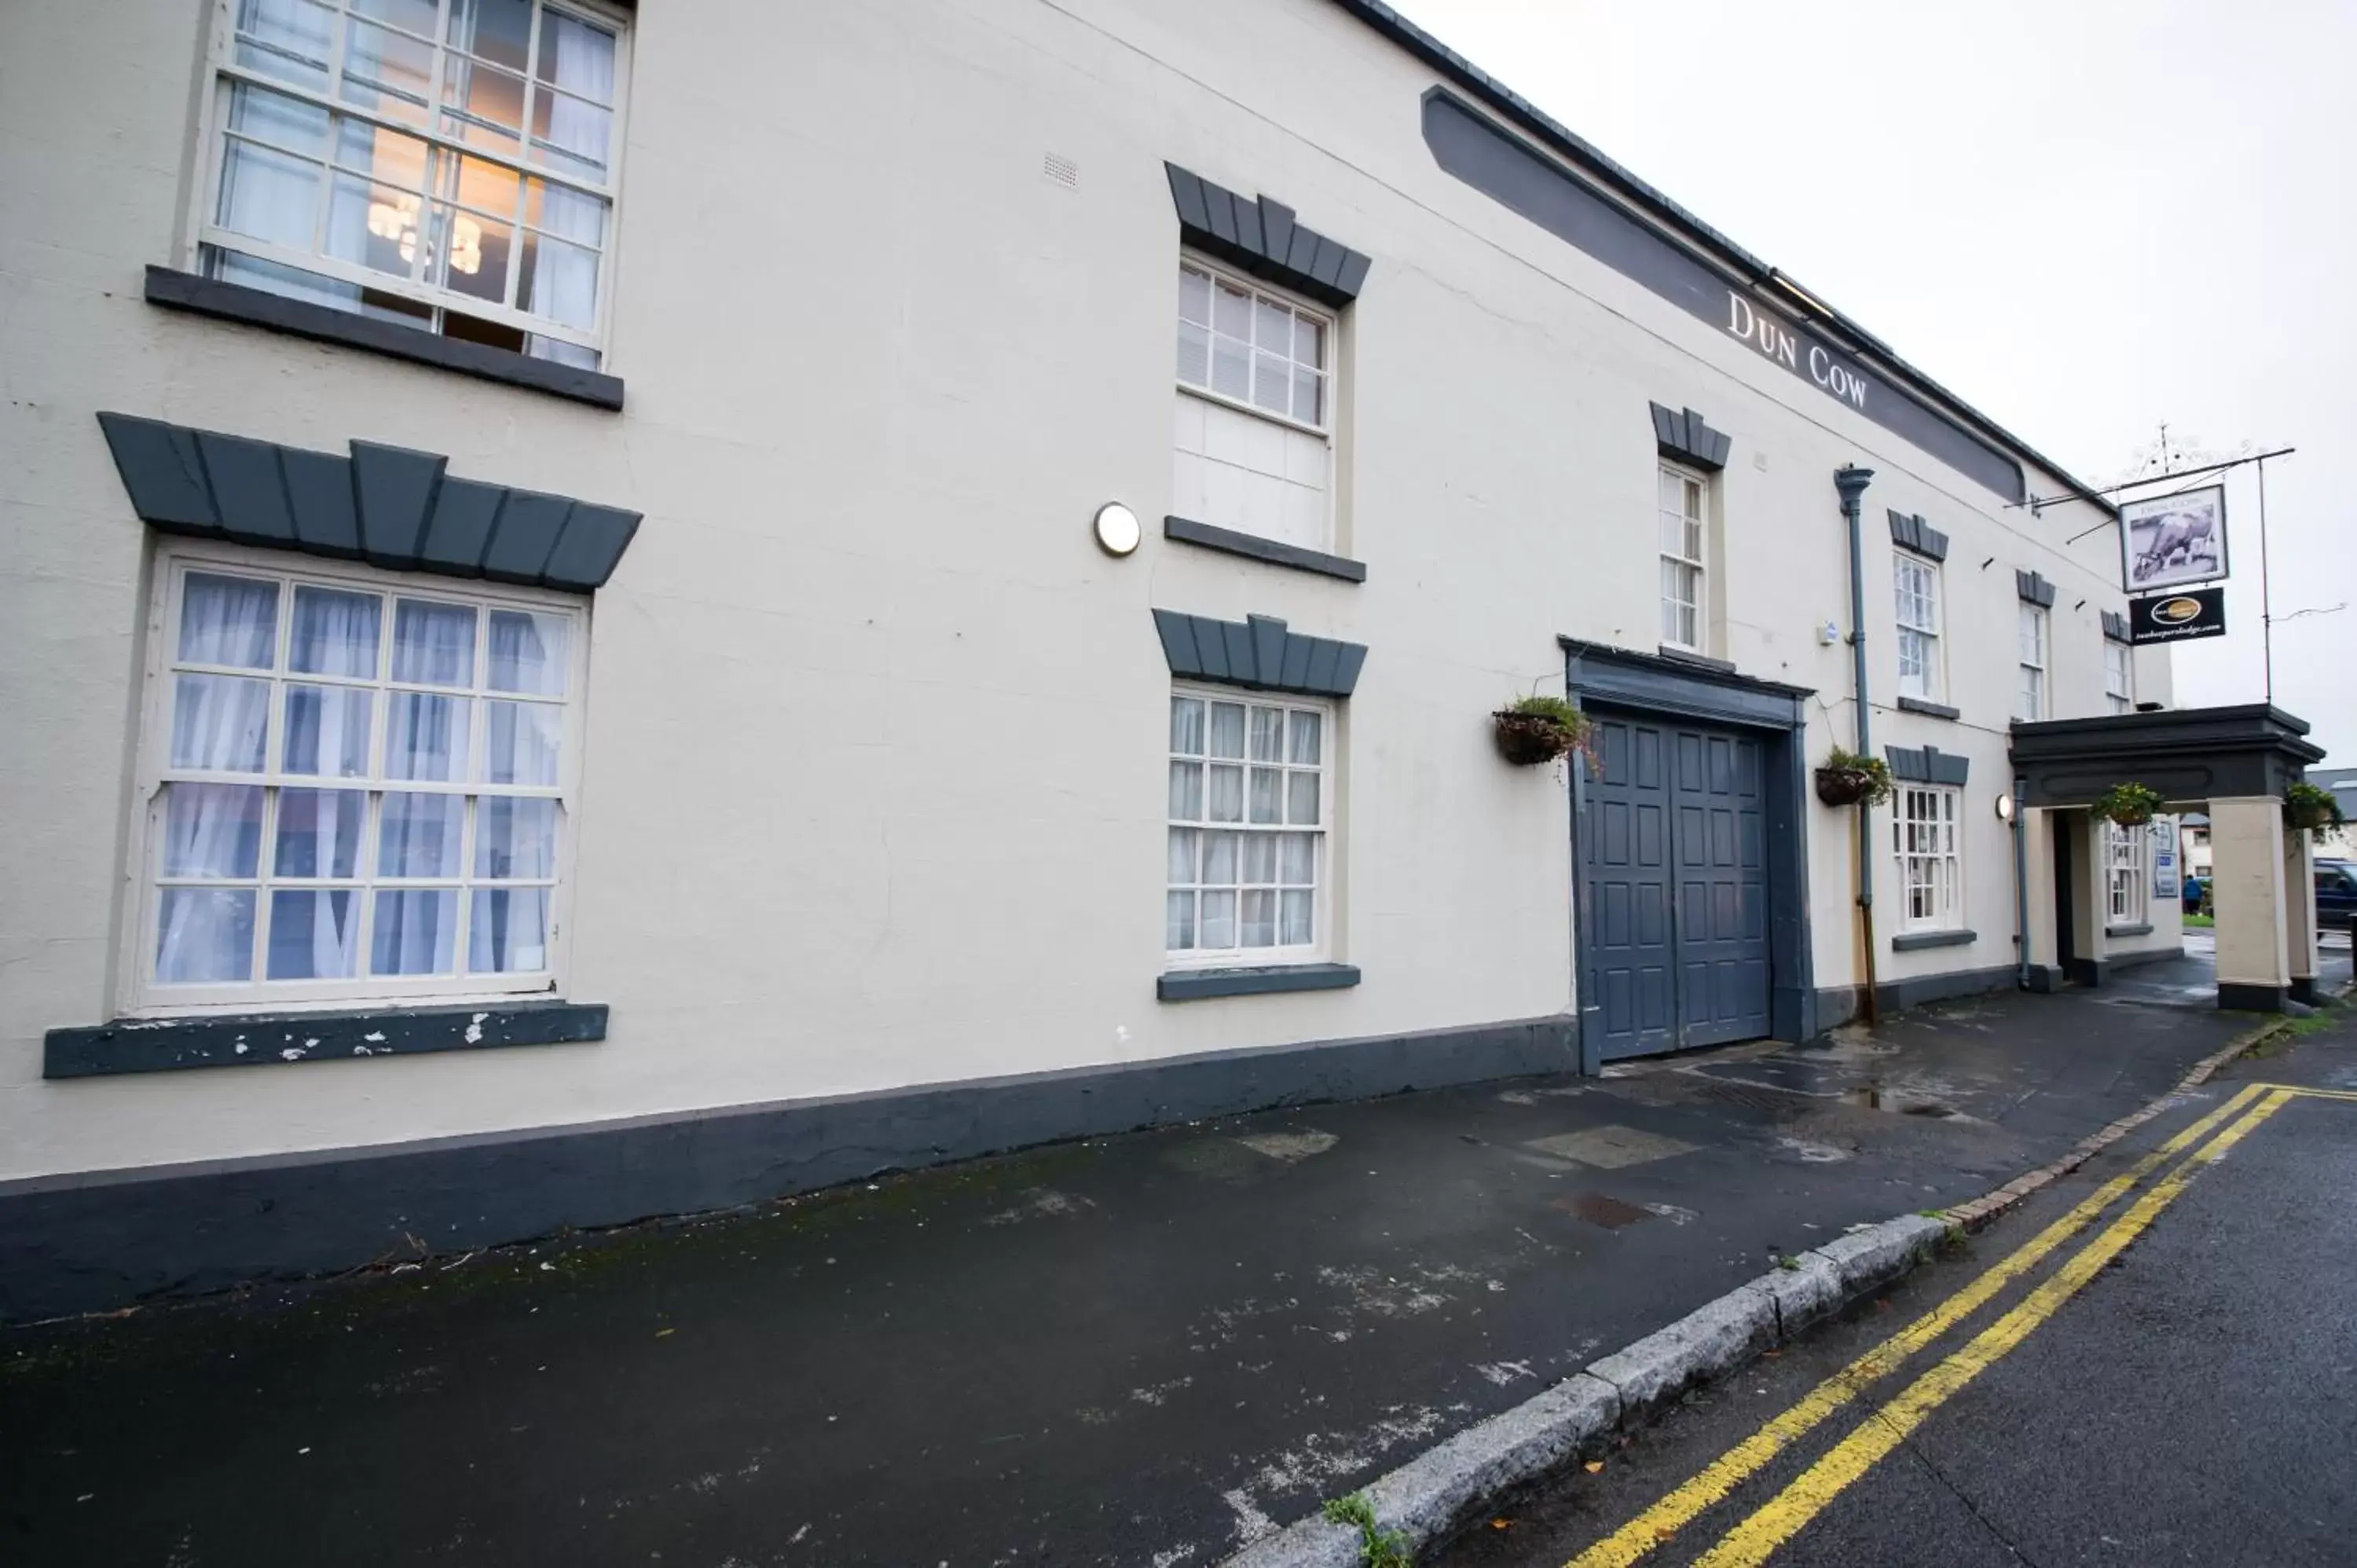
2211 796 2290 1010
2287 824 2320 1004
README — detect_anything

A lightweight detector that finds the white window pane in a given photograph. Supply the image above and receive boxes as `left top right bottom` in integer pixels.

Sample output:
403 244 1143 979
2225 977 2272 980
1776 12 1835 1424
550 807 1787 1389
1211 335 1250 400
1213 280 1251 339
341 18 435 124
428 201 514 305
1292 365 1324 427
1251 350 1289 415
1176 321 1209 386
355 0 438 36
1178 266 1211 325
325 170 427 277
283 684 373 776
1208 703 1246 758
1281 889 1313 946
162 783 264 878
181 573 280 667
273 787 365 877
1286 771 1320 826
1288 710 1322 766
266 888 360 979
1248 706 1284 763
217 135 324 251
1253 297 1290 352
236 0 336 90
475 796 557 878
1168 760 1203 821
1294 313 1324 366
1208 764 1244 823
1203 832 1240 886
1240 889 1277 947
385 691 470 780
378 791 464 877
1166 890 1197 951
1281 832 1316 885
485 699 562 784
288 586 380 676
171 674 273 772
1200 890 1236 949
1167 827 1198 886
156 888 256 984
469 887 548 973
1170 697 1205 756
443 54 527 157
226 79 332 158
516 227 600 325
371 888 457 973
1242 834 1277 885
392 599 477 685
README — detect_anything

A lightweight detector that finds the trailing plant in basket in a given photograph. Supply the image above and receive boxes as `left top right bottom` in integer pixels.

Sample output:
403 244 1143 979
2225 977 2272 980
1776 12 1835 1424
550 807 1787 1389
1492 694 1593 766
2091 782 2163 826
1814 746 1893 808
2284 780 2345 832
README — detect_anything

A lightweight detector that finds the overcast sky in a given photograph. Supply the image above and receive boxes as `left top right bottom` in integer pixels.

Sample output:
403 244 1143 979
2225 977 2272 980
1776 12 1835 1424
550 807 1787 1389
1396 0 2357 759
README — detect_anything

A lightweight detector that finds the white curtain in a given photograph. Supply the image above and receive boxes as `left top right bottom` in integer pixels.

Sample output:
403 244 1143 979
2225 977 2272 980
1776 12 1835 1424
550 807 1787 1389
526 13 613 362
156 784 263 984
373 889 456 974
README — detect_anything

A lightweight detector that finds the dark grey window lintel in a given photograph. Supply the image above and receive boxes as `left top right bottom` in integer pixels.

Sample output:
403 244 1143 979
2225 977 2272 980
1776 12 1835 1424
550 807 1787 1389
1164 515 1366 582
1650 403 1730 472
1164 166 1370 309
1887 511 1951 562
145 266 623 410
1157 963 1362 1001
2016 569 2058 608
1154 609 1366 698
44 1001 607 1079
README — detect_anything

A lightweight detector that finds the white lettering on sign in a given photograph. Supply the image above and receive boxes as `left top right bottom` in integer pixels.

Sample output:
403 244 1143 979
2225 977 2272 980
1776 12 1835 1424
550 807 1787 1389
1725 291 1868 412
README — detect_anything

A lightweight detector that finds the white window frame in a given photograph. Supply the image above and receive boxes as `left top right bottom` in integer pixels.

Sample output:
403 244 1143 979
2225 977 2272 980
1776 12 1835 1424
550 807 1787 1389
1175 256 1335 440
1892 784 1963 932
2106 821 2148 926
1164 685 1332 971
1658 460 1708 653
1893 551 1944 702
2104 638 2134 714
185 0 633 364
119 541 589 1017
2015 603 2048 722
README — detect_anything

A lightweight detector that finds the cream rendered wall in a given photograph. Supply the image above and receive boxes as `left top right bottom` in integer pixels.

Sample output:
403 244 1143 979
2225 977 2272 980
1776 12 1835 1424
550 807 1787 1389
0 0 2164 1181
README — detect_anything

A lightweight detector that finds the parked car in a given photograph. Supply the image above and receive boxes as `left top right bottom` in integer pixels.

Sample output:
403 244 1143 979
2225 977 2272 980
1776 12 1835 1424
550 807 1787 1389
2316 860 2357 930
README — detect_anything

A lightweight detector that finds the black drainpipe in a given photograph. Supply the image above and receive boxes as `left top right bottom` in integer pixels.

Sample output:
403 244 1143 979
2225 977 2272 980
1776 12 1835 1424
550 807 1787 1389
1835 466 1879 1024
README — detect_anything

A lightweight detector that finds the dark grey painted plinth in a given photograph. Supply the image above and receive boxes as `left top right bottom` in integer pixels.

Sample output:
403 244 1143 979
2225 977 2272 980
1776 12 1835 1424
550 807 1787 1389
1815 962 2019 1028
2067 958 2108 987
0 1013 1576 1321
2291 975 2322 1005
2025 964 2065 994
2218 982 2289 1013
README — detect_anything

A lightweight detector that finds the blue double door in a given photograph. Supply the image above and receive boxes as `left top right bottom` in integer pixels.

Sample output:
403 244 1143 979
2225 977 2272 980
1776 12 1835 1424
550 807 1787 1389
1579 712 1772 1060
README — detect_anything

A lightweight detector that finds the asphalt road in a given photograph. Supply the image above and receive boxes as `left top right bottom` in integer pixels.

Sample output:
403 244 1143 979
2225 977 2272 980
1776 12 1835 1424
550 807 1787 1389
1437 1009 2357 1568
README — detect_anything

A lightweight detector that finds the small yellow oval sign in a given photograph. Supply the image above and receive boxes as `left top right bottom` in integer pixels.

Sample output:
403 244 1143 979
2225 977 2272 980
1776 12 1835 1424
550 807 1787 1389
2155 596 2205 625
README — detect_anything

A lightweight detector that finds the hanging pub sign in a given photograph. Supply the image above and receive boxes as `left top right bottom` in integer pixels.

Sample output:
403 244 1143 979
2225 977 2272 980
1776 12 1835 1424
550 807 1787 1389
2120 484 2229 592
2128 586 2227 644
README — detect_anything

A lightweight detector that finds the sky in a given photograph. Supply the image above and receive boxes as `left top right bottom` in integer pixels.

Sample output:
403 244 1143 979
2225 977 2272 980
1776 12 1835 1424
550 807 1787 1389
1392 0 2357 758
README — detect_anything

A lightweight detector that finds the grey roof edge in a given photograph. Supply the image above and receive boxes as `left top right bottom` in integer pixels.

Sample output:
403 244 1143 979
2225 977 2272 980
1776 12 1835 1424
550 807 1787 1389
1331 1 2115 515
94 412 642 592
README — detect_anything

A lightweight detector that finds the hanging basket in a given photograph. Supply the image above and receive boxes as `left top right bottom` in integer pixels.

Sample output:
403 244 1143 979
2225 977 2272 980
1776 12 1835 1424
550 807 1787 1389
2286 798 2338 832
2091 782 2163 828
1814 766 1877 808
1493 710 1580 766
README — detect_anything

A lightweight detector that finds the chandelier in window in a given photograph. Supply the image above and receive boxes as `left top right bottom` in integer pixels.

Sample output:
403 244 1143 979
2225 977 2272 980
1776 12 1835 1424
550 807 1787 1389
366 193 483 276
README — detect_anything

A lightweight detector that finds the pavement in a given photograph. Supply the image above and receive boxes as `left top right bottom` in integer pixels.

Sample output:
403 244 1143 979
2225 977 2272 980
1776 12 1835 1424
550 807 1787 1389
2 945 2344 1568
1434 989 2357 1568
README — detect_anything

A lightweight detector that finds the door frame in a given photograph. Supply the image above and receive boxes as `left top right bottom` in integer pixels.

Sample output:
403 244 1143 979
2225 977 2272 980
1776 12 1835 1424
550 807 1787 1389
1564 639 1816 1073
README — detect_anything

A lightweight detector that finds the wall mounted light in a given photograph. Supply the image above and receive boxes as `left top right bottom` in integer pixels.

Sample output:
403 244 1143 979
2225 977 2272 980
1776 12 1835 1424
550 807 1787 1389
1995 793 2016 822
1093 502 1141 557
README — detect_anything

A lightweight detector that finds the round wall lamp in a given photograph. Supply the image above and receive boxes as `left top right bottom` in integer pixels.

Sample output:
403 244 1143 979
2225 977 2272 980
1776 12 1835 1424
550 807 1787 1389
1995 793 2016 822
1093 502 1142 557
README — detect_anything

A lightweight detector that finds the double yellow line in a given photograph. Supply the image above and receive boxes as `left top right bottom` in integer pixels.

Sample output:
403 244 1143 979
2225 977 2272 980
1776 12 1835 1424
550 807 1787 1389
1567 1081 2300 1568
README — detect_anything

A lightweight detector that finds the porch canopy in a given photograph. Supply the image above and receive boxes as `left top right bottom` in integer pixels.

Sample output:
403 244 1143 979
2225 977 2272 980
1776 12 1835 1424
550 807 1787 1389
2012 705 2327 1011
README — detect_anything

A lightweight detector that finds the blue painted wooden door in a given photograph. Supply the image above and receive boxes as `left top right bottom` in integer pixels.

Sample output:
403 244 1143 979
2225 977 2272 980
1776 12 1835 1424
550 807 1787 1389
1581 714 1770 1059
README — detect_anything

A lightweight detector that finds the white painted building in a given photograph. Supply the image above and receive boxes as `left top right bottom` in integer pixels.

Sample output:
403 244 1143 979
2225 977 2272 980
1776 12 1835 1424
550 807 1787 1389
0 0 2181 1313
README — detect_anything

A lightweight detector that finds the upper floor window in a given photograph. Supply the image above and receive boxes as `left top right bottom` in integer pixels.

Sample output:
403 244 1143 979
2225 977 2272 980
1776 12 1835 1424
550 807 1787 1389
1171 260 1335 552
2015 603 2048 722
1658 463 1706 651
200 0 626 368
2104 638 2134 714
1893 784 1962 932
1893 552 1943 702
132 548 582 1011
1166 689 1328 966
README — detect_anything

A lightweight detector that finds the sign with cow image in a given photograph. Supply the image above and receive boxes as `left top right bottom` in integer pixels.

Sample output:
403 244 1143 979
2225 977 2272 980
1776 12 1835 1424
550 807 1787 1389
2120 485 2229 592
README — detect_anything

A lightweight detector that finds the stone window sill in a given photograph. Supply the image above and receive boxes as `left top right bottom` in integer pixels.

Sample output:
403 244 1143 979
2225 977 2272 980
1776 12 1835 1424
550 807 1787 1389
145 266 625 411
1163 515 1366 582
1897 696 1961 721
1891 928 1977 952
44 1000 607 1079
1157 963 1362 1002
2106 922 2154 938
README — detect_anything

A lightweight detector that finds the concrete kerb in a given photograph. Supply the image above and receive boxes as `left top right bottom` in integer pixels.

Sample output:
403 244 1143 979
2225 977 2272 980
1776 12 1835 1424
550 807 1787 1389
1215 1217 1945 1568
1216 1004 2337 1568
